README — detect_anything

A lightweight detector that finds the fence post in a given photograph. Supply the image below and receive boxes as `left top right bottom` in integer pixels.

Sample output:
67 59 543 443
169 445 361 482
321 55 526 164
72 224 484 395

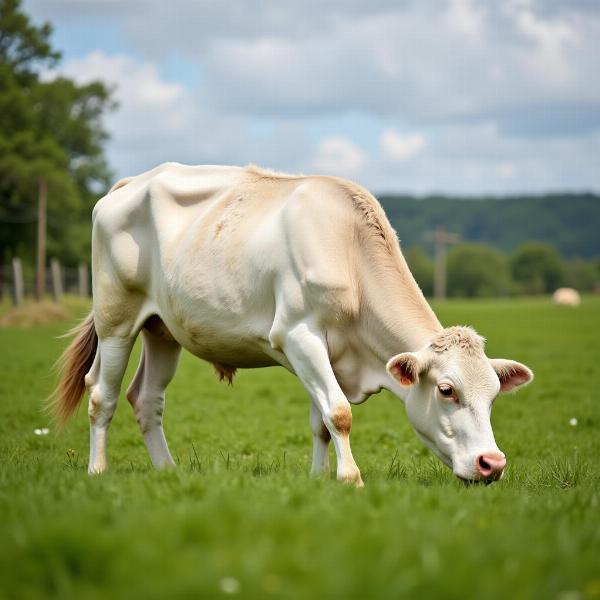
78 263 89 297
50 258 63 302
12 257 24 307
424 227 461 300
36 178 47 301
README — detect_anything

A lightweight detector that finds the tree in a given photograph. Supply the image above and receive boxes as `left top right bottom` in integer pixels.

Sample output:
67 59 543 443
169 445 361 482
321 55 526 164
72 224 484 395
405 246 434 297
510 243 565 294
0 0 59 81
564 259 600 293
446 243 511 298
0 0 114 266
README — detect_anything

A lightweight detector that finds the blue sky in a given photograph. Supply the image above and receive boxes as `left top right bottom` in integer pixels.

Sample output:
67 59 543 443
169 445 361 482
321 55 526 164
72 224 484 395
26 0 600 194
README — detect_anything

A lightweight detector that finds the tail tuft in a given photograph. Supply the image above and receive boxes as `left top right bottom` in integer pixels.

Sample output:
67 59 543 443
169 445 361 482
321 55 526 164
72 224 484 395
48 311 98 427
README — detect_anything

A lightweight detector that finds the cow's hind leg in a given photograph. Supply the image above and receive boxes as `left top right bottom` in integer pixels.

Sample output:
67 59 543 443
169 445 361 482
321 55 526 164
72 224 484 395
126 329 181 468
281 319 363 486
87 337 135 474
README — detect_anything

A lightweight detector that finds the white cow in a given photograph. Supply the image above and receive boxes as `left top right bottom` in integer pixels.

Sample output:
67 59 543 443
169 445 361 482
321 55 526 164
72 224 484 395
52 163 533 484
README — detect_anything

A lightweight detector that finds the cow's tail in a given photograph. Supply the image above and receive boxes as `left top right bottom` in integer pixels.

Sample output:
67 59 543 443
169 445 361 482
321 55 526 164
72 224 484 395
48 311 98 427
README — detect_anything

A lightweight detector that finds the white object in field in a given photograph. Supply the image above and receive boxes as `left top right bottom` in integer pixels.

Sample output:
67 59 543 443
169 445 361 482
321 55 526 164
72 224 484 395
33 428 50 435
553 287 581 307
220 577 240 595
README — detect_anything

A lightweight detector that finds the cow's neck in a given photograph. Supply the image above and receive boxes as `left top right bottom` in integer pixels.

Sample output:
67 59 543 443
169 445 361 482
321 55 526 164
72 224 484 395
328 242 442 404
332 252 441 403
357 250 442 362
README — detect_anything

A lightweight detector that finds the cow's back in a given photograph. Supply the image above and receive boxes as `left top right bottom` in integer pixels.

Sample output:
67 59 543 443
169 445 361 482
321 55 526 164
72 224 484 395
91 164 369 366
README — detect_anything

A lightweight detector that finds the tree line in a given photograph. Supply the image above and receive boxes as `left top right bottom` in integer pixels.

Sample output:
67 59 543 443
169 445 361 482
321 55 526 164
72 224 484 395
378 193 600 260
405 241 599 298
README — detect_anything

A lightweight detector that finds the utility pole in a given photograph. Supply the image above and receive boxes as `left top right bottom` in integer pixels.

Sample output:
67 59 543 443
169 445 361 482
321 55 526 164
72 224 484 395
35 178 47 301
424 227 461 299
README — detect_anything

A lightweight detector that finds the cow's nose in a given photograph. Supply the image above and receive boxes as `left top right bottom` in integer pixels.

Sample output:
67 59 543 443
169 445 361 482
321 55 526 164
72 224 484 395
476 453 506 480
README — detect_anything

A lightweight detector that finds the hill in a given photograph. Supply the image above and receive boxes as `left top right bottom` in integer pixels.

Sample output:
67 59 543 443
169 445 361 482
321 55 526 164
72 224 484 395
377 193 600 258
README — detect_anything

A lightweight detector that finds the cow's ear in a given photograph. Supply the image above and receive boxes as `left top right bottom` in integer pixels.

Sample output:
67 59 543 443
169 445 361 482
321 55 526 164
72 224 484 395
386 352 427 386
490 359 534 392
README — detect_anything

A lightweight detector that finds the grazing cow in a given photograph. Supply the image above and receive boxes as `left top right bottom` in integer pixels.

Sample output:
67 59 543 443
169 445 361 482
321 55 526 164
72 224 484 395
553 287 581 307
52 163 533 484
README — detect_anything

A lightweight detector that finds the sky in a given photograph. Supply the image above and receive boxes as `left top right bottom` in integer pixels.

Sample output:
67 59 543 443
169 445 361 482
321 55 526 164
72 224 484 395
25 0 600 195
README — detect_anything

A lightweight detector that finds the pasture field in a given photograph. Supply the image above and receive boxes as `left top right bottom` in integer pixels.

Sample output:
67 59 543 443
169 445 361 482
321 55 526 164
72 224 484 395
1 296 599 599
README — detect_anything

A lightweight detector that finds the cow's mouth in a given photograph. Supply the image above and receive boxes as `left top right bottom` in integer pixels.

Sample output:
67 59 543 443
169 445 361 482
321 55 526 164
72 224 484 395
456 475 493 486
456 467 505 485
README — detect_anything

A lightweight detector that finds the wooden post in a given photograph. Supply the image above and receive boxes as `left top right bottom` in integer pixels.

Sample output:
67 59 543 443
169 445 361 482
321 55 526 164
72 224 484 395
78 263 89 297
50 258 63 302
435 239 447 300
424 227 461 300
12 257 24 307
35 178 47 301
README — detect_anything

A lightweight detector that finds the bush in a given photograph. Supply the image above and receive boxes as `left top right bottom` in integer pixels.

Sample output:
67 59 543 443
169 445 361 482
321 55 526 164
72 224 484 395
565 259 600 292
511 243 565 294
404 247 434 296
447 243 510 297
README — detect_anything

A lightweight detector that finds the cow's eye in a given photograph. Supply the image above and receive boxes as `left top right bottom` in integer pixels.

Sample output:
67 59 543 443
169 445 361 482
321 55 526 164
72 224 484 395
438 384 457 401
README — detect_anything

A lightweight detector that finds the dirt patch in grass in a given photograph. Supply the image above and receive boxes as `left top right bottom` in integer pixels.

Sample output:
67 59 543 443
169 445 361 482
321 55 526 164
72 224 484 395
0 301 69 328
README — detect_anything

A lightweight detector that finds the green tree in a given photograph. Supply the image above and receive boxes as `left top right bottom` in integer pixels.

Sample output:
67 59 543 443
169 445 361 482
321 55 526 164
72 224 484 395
511 243 565 294
564 259 600 293
447 243 511 298
0 0 114 266
405 246 434 297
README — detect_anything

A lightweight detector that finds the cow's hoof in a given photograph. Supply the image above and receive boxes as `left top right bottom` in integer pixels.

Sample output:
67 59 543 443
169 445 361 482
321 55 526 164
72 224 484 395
338 467 364 487
88 463 107 475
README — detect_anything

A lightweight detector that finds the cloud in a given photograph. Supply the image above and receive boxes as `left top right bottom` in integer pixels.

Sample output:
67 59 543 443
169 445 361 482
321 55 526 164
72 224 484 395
47 50 318 179
380 130 426 162
117 2 600 130
312 136 366 177
55 52 200 175
27 1 600 193
368 122 600 194
53 50 600 194
29 0 600 128
59 51 190 132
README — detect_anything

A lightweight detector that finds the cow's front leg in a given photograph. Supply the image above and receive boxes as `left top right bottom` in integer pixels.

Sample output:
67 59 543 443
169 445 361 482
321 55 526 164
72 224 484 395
282 320 363 486
310 401 330 475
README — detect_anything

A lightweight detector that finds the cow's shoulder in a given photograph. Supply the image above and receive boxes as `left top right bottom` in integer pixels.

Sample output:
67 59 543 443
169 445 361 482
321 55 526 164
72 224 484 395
284 172 401 263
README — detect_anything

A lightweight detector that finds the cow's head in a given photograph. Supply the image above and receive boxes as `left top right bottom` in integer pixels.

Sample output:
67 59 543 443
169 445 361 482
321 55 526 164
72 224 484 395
386 326 532 483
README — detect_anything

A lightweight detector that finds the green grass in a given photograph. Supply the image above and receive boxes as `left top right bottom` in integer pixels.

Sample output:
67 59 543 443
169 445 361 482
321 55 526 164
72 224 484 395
1 296 600 599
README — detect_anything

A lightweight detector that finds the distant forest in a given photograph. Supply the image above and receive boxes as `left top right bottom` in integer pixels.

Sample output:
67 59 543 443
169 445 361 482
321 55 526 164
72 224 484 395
378 193 600 258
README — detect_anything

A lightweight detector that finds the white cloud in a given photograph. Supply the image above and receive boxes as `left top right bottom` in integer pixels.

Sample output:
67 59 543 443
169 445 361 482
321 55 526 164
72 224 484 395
56 52 209 176
60 51 190 135
28 1 600 129
495 161 517 180
45 50 318 179
367 123 600 194
380 130 426 162
122 1 600 131
27 1 600 193
312 136 366 177
444 0 486 39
